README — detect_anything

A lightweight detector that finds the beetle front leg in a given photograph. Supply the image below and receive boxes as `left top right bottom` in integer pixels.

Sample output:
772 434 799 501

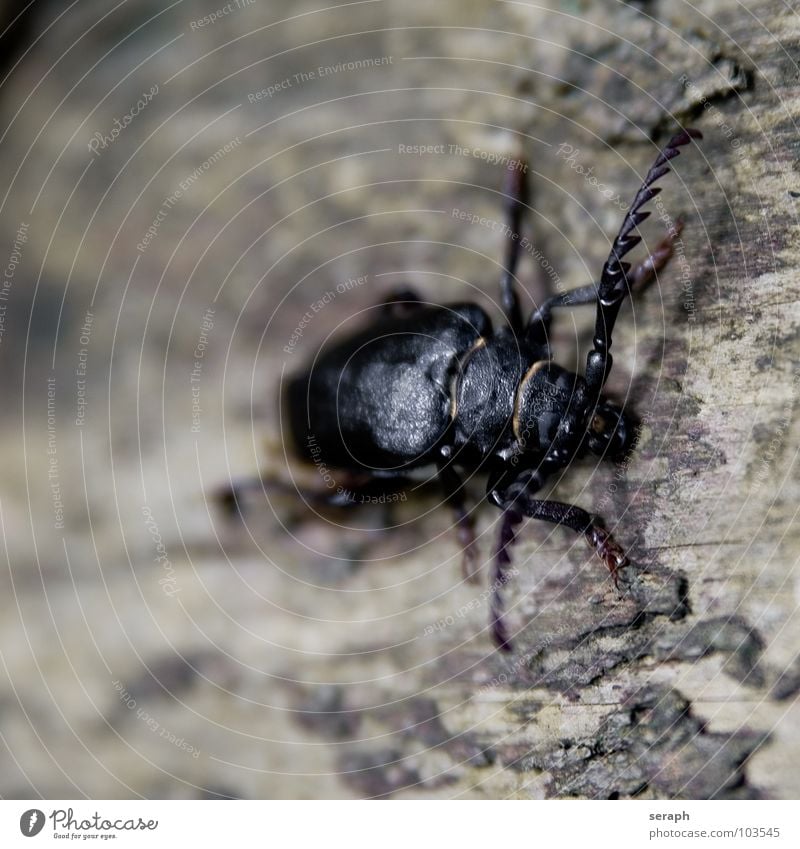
486 465 629 651
585 128 701 394
526 282 598 348
525 219 684 348
499 489 628 584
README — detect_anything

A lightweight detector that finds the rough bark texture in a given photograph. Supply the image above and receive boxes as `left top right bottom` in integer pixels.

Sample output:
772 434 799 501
0 0 798 799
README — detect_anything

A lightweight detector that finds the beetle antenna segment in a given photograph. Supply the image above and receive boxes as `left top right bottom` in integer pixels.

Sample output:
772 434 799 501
584 128 702 394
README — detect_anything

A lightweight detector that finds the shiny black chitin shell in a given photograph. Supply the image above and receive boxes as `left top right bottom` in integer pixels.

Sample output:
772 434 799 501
287 303 491 473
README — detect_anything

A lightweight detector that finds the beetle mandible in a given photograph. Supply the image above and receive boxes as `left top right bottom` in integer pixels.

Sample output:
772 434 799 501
221 128 702 651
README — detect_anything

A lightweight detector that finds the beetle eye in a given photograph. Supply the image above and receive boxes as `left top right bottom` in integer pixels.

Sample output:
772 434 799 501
591 414 606 434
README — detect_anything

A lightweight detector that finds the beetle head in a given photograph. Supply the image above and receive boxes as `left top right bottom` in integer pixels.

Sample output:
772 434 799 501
585 400 636 461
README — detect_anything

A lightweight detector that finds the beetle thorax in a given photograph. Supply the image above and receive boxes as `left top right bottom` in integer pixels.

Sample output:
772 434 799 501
512 361 589 458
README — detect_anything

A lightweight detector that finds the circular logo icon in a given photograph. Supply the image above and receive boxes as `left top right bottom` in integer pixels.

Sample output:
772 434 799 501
19 809 45 837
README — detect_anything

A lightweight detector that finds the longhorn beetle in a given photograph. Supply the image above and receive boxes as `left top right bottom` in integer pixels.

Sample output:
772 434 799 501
220 128 702 651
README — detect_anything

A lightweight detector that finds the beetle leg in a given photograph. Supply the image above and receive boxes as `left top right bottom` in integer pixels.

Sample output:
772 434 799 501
484 462 546 651
504 496 628 585
214 473 409 516
526 283 598 347
525 219 684 348
489 505 524 651
499 161 530 335
585 128 701 394
437 462 481 583
486 465 629 651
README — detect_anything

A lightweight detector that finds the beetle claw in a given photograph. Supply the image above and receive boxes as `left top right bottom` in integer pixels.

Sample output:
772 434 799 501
586 525 629 587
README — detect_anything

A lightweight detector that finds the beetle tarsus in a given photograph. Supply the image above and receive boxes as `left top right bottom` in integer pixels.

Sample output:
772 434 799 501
585 525 629 589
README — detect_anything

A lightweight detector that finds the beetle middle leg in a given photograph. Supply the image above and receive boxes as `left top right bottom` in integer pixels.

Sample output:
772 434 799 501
437 462 481 583
499 162 530 335
525 216 686 349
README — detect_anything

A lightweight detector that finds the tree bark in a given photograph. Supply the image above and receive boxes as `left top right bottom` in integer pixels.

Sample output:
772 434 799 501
0 0 797 799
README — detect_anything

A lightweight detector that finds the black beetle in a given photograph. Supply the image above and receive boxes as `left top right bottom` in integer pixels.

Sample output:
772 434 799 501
221 128 702 651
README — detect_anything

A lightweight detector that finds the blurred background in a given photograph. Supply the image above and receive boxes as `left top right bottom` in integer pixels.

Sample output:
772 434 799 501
0 0 798 799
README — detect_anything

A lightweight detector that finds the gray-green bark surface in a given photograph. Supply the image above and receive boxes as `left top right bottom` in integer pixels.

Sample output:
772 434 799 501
0 0 797 799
